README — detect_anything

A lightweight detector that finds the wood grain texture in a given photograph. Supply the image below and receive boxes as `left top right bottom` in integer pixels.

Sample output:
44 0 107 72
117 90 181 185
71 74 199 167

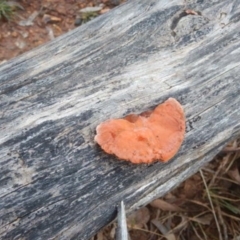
0 0 240 239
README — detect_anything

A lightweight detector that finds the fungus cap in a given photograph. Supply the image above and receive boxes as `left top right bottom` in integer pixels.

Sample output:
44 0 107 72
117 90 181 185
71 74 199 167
95 98 185 164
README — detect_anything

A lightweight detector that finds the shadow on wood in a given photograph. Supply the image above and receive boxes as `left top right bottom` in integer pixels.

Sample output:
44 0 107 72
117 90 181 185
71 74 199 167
0 0 240 239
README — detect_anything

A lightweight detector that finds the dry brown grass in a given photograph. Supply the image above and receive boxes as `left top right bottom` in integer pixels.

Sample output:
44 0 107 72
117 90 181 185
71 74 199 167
95 139 240 240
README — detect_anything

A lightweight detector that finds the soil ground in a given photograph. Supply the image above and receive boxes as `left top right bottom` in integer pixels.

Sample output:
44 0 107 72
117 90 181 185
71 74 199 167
0 0 121 62
1 1 240 240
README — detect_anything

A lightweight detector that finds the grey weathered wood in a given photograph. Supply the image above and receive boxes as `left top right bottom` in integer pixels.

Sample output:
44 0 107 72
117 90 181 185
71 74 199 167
0 0 240 239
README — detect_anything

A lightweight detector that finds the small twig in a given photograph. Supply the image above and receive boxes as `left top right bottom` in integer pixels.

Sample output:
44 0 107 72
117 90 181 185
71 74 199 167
200 169 223 240
216 203 228 240
208 155 229 188
221 147 240 153
190 222 205 240
198 222 208 240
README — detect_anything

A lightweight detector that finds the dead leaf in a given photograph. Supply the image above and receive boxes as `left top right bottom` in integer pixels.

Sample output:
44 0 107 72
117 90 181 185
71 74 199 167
127 207 150 228
183 179 198 198
42 14 62 24
79 6 102 13
110 223 116 238
18 11 39 26
151 219 176 240
96 230 104 240
165 192 177 200
189 214 213 225
46 26 54 40
150 199 183 212
221 146 240 153
228 167 240 184
100 8 110 14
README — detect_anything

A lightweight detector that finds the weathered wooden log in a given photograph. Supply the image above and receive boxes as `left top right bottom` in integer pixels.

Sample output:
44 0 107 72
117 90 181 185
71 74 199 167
0 0 240 239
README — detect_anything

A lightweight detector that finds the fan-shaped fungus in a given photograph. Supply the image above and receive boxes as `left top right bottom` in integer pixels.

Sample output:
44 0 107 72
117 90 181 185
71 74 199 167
95 98 185 164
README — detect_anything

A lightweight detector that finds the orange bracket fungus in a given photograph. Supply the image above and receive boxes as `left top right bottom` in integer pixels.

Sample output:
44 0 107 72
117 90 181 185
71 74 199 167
95 98 185 164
